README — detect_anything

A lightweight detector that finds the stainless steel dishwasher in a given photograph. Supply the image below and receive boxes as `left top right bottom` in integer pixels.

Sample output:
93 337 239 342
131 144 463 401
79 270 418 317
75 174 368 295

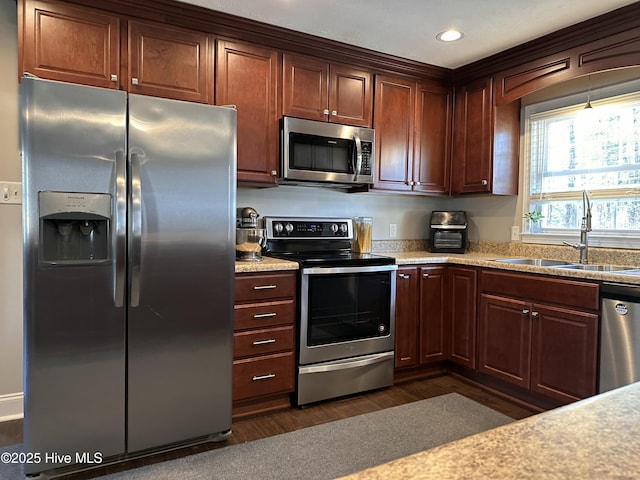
599 282 640 393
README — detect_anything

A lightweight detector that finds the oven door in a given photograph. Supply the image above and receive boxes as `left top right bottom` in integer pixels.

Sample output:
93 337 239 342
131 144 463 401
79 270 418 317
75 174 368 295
299 264 397 365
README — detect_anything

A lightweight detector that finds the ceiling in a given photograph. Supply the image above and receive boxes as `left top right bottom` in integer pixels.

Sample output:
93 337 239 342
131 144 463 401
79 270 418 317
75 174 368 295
178 0 638 69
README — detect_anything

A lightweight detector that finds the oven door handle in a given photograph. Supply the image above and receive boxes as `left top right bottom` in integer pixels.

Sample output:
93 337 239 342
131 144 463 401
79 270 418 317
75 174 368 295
299 351 394 374
302 264 397 275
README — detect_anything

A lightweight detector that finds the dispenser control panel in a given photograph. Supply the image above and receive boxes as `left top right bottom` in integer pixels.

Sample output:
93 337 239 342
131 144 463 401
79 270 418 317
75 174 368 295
38 191 112 265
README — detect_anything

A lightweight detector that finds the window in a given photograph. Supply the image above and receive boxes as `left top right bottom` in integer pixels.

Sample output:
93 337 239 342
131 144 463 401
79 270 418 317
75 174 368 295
522 79 640 249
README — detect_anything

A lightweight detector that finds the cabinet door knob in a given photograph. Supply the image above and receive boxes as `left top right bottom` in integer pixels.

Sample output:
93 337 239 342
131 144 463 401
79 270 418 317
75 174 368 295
531 311 539 318
422 273 429 278
323 109 330 115
271 170 277 176
331 110 337 116
110 74 118 82
132 78 139 86
398 273 411 279
522 309 530 315
481 179 488 186
415 181 421 186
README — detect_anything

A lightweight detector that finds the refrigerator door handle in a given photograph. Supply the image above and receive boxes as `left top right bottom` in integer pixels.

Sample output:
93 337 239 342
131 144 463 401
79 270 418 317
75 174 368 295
129 151 143 308
114 149 127 307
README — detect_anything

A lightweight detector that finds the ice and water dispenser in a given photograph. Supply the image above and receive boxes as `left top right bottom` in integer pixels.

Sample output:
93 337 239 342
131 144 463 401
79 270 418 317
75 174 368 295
39 191 111 265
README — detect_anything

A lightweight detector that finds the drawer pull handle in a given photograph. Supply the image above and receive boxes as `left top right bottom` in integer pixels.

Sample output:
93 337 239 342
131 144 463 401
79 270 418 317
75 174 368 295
398 273 411 279
252 339 276 346
252 373 276 381
253 285 277 290
253 312 277 319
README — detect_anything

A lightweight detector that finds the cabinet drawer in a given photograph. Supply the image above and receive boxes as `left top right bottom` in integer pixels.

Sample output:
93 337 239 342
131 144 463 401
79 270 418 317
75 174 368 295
481 270 599 310
235 272 296 302
234 299 295 330
233 351 295 401
234 325 294 358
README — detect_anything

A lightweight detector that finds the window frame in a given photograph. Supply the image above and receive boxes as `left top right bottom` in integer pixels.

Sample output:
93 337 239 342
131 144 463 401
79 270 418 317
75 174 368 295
520 78 640 250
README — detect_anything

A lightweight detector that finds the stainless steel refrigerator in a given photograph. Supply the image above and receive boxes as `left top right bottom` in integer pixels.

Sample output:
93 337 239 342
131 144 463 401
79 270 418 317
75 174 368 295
21 77 236 476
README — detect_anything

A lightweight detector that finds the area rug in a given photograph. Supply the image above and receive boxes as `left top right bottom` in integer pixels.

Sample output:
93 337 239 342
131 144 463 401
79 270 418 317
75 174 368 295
0 393 512 480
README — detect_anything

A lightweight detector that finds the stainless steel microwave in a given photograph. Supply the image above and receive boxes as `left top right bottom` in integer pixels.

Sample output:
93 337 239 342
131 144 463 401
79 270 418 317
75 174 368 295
280 116 375 186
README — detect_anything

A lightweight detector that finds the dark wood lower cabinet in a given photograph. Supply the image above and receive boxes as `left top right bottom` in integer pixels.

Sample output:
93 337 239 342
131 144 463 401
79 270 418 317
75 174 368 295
419 266 447 363
394 265 474 371
448 266 478 369
530 303 598 402
479 293 531 389
478 270 599 405
395 266 599 408
394 266 419 368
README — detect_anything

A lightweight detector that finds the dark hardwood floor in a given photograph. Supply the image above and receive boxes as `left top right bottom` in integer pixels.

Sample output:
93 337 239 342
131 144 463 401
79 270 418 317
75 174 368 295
0 374 537 479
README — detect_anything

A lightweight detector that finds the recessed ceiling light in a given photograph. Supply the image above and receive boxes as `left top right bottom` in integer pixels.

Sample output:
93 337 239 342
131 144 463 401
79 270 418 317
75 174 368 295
436 30 464 42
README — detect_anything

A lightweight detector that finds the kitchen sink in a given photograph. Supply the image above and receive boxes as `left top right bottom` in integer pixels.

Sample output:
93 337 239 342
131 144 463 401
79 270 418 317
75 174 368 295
617 269 640 276
494 258 574 267
552 264 631 272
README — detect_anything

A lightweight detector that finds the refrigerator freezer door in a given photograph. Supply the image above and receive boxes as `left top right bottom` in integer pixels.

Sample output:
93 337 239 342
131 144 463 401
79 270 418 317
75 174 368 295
126 95 236 452
21 78 127 474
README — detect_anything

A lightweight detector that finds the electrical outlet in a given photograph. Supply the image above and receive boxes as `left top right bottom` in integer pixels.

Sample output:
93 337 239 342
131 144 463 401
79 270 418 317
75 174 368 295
511 225 520 241
1 181 21 205
389 223 397 238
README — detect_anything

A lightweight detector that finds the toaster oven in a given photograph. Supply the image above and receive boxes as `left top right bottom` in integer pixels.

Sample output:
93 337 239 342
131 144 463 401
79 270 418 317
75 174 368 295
429 211 468 253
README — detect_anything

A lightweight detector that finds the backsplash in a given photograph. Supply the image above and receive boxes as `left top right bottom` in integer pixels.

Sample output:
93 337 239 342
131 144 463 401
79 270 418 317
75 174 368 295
468 242 640 267
373 239 640 267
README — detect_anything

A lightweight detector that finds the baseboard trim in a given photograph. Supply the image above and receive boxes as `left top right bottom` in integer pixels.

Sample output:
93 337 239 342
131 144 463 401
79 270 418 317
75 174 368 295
0 392 24 421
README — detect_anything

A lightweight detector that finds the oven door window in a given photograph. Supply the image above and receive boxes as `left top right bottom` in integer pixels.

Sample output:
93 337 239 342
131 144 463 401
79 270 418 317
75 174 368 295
306 271 391 346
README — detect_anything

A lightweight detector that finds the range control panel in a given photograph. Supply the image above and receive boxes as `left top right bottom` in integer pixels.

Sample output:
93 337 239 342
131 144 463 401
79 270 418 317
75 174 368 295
265 217 353 240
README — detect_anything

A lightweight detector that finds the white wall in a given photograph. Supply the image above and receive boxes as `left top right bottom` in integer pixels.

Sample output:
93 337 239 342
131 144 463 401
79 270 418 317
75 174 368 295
238 186 449 241
0 0 23 420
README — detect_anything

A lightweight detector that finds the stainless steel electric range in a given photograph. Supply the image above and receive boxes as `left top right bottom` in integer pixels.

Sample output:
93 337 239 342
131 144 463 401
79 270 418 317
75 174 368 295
264 217 397 406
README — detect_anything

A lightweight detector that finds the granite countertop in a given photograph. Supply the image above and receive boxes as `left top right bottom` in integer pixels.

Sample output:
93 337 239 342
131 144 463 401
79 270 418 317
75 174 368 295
235 256 298 273
383 251 640 286
338 381 640 479
234 250 640 285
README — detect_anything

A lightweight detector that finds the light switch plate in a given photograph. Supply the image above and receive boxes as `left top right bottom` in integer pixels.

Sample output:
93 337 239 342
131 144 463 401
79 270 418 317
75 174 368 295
1 181 22 205
511 225 520 241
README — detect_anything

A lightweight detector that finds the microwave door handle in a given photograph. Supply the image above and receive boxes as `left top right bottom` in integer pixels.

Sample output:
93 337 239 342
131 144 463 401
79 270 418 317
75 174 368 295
353 133 362 182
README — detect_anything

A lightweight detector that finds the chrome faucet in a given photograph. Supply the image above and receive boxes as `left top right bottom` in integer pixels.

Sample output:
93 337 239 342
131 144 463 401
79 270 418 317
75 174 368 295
563 190 592 264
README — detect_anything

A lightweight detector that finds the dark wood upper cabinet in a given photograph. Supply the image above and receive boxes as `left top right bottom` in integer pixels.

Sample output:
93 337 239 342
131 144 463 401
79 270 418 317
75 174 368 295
127 20 213 103
282 53 372 127
451 77 519 195
21 0 120 88
216 40 280 185
373 75 415 192
373 75 452 195
413 82 452 194
451 78 493 194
